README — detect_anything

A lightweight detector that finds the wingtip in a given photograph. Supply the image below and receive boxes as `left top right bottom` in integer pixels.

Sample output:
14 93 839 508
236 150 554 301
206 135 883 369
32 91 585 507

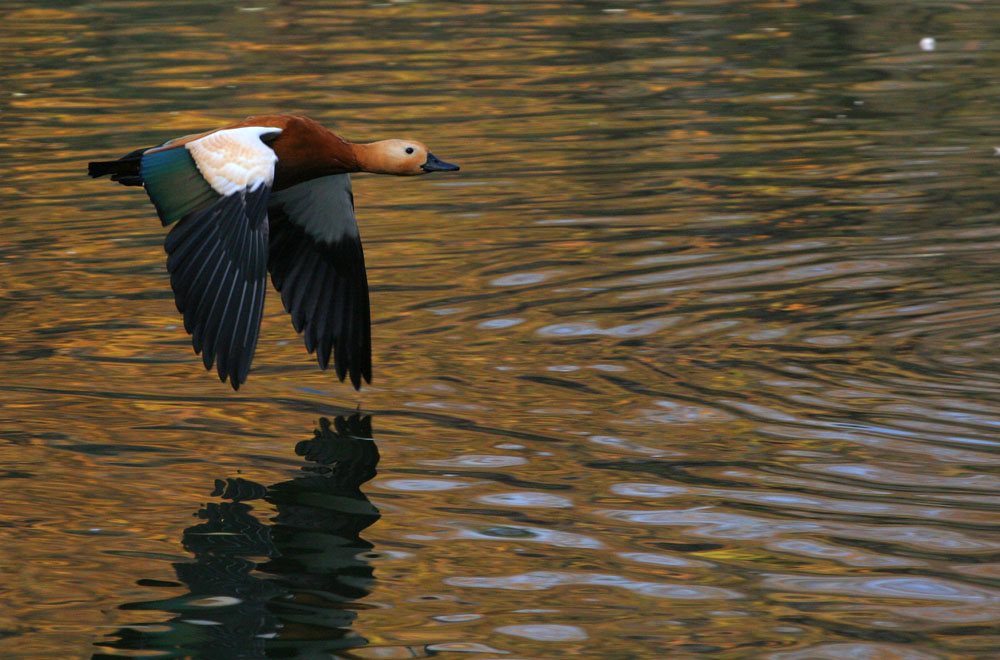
324 355 367 391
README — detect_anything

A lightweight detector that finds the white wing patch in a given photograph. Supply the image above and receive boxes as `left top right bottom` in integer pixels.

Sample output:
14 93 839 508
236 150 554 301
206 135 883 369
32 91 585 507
268 174 359 243
186 126 281 196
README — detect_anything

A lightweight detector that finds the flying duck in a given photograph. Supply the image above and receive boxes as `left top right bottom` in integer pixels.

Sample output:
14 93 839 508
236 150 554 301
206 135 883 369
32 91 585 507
88 114 459 390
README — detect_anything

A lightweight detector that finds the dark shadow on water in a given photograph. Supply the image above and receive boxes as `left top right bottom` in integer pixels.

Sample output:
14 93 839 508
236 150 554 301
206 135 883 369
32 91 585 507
92 415 380 659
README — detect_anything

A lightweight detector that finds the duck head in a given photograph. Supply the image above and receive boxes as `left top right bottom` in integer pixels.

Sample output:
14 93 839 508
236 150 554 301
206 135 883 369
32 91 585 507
357 139 460 176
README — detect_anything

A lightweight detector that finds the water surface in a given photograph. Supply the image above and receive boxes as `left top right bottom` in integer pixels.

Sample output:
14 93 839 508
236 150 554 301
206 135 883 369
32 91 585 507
4 1 1000 658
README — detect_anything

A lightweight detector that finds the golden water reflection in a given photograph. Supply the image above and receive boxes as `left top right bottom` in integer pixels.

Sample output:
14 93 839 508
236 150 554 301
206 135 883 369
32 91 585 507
4 0 1000 658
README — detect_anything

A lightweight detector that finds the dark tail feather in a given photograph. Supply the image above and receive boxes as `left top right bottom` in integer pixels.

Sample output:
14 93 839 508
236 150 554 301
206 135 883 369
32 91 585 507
88 147 150 187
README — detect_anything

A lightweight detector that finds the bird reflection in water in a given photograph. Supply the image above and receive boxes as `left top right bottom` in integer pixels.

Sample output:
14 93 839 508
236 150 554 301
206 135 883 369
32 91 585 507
92 415 380 659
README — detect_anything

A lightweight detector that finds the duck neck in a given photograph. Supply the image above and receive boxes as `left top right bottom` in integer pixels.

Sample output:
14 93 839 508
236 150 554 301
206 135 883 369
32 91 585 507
352 141 393 175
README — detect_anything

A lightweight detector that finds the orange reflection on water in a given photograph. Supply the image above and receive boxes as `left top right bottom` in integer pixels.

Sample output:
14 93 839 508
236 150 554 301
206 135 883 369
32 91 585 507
5 0 1000 658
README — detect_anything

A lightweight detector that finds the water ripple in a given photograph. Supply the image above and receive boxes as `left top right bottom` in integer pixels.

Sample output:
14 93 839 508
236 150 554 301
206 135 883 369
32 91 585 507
8 0 1000 657
447 571 743 600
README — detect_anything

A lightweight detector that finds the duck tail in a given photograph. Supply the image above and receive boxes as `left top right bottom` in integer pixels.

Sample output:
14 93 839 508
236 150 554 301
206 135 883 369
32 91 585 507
88 147 149 187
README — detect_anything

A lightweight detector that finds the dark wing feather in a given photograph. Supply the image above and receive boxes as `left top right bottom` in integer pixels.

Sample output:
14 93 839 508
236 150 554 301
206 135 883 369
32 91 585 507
164 186 270 390
90 125 280 390
267 174 371 389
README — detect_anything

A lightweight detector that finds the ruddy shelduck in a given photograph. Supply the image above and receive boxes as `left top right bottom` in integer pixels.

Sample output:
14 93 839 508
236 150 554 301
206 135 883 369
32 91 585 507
89 114 459 390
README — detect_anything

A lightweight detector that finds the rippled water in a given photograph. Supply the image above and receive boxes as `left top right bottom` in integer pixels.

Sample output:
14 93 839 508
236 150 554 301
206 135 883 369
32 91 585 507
5 1 1000 658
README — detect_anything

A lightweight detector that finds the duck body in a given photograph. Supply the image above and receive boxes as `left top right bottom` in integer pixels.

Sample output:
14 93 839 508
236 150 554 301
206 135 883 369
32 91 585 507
88 114 459 390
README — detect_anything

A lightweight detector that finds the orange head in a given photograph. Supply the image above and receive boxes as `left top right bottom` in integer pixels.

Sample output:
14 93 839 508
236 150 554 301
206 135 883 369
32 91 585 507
356 139 459 176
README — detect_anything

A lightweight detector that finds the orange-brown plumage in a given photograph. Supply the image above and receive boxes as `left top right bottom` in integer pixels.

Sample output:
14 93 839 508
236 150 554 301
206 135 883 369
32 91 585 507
232 115 361 189
143 114 451 189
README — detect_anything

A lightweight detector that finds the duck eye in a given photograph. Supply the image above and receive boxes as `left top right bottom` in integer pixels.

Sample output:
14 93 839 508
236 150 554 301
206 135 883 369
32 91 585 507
405 147 414 154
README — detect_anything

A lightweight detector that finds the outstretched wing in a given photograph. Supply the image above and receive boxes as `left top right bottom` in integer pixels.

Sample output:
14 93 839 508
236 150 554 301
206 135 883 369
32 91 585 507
267 174 372 390
140 126 281 390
